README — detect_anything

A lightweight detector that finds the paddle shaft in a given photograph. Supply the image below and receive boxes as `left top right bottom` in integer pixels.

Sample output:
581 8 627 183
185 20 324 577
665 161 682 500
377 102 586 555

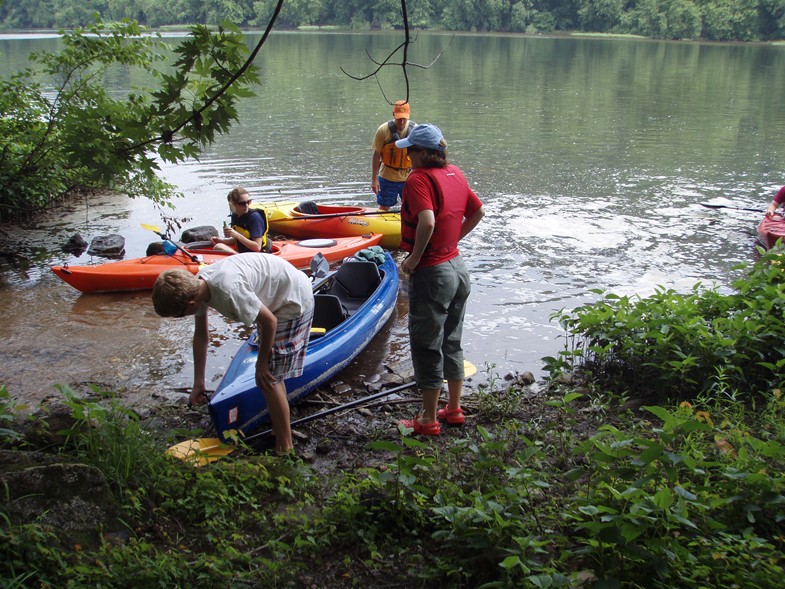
169 241 202 264
242 380 418 443
166 383 414 462
272 209 400 222
141 224 202 263
699 203 761 213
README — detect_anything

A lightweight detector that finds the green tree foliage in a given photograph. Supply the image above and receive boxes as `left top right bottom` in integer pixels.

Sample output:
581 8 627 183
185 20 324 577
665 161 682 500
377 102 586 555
759 0 785 39
622 0 702 39
252 0 325 28
700 0 760 40
0 18 259 219
442 0 509 31
0 0 783 40
577 0 624 32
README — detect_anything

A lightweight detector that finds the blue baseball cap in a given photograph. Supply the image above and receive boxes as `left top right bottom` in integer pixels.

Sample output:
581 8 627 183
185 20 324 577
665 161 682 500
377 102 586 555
395 123 446 151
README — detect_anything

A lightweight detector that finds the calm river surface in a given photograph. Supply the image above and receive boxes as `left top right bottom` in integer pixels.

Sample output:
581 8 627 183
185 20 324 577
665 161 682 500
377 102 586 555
2 31 785 407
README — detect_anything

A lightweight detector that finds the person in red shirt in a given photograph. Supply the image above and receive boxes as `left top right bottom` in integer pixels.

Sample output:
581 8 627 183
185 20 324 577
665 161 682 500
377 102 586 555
765 186 785 218
395 123 485 435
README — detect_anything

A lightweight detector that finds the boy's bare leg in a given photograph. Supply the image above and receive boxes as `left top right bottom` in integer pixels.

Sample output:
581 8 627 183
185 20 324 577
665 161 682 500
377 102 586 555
262 382 293 453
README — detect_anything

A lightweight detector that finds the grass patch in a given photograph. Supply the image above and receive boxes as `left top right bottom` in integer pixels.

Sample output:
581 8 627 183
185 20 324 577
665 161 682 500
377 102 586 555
2 375 784 587
297 25 346 31
569 31 648 39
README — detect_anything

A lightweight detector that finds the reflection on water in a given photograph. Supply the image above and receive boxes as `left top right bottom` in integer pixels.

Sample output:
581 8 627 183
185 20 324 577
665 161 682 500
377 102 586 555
1 32 784 406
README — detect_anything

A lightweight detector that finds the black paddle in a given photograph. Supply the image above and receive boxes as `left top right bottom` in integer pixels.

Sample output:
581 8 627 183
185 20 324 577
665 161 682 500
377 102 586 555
168 382 421 464
166 360 478 464
243 361 478 444
244 382 418 443
699 203 762 213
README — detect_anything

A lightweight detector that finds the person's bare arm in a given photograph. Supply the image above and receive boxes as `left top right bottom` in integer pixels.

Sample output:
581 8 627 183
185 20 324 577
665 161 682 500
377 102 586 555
460 206 485 240
190 312 210 406
231 231 263 252
401 209 435 274
371 151 382 195
254 304 279 392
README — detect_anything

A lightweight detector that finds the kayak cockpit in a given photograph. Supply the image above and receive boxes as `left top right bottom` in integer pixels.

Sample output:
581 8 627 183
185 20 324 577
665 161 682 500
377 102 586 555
310 259 383 338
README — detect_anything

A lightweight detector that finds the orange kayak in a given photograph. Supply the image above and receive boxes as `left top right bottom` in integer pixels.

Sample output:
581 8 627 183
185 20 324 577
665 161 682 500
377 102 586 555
255 201 401 249
51 234 383 293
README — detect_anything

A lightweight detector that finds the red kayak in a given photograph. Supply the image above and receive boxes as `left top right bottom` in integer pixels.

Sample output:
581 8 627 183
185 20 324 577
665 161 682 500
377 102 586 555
756 215 785 250
51 234 383 293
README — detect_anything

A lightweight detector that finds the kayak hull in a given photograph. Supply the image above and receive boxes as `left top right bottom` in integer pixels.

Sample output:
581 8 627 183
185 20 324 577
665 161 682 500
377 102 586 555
208 252 399 441
256 201 401 249
51 234 383 293
757 215 785 250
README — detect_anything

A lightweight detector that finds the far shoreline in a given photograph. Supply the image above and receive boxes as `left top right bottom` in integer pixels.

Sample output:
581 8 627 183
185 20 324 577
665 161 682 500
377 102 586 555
1 27 783 46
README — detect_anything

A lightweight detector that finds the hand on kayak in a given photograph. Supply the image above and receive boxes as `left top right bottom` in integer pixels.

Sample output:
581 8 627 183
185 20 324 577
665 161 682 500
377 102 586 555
188 387 210 408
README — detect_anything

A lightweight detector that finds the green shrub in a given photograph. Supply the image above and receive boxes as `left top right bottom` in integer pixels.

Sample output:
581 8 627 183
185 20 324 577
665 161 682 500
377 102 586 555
549 245 785 402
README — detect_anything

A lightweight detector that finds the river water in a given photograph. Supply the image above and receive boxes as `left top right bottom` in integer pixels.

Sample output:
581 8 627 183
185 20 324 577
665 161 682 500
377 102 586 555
2 31 785 407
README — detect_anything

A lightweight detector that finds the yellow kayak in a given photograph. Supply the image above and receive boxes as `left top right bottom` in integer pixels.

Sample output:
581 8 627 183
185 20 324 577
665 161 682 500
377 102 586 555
254 201 401 249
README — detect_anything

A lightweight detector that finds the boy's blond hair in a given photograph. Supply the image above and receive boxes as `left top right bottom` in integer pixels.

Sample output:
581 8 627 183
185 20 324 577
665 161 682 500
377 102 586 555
152 269 199 317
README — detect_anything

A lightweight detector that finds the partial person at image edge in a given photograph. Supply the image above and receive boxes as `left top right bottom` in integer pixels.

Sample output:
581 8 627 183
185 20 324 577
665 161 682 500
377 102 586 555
765 186 785 218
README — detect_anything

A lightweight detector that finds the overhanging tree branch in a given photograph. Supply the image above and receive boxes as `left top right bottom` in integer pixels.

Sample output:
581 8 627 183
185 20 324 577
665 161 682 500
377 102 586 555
340 0 450 106
129 0 286 153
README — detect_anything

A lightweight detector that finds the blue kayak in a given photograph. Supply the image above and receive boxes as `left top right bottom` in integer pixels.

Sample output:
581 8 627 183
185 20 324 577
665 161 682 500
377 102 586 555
208 251 399 441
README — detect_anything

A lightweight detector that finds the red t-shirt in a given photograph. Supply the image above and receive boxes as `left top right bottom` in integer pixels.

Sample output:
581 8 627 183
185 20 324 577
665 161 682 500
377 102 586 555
400 165 484 268
775 186 785 205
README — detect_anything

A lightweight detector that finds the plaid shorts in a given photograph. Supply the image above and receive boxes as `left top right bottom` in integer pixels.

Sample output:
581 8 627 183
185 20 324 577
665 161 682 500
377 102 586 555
267 308 314 380
376 177 405 207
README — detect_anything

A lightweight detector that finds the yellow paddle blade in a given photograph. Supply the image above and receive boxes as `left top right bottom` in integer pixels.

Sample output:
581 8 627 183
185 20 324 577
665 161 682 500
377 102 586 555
166 438 235 467
464 359 478 378
141 223 163 233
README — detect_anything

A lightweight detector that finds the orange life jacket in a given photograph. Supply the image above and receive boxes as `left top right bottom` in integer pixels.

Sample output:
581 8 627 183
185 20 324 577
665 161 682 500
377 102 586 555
381 120 416 169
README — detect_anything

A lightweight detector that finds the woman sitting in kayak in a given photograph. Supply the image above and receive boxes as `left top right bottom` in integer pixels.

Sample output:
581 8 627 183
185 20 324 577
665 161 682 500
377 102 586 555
211 187 272 253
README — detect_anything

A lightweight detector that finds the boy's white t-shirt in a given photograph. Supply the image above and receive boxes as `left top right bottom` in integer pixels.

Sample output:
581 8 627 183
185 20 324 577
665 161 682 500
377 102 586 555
195 253 313 325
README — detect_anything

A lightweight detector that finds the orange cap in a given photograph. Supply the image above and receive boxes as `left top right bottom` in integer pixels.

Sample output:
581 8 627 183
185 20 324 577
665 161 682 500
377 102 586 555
392 100 410 119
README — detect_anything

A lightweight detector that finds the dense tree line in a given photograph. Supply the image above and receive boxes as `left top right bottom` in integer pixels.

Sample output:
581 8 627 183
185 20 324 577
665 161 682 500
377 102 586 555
1 0 784 41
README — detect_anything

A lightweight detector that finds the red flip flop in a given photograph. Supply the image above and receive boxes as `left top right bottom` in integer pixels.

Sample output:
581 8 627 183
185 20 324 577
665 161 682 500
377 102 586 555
437 406 465 425
399 417 441 436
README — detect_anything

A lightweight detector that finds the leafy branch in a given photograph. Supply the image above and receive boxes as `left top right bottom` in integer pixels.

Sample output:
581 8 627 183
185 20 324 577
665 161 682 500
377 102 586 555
0 16 272 215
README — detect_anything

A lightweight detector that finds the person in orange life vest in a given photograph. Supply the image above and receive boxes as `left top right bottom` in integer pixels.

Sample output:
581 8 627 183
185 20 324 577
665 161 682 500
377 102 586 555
765 185 785 218
371 100 416 211
212 187 271 253
395 123 485 436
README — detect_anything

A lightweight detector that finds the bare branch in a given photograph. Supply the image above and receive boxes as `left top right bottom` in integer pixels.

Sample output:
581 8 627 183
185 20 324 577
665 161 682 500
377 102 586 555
340 0 450 105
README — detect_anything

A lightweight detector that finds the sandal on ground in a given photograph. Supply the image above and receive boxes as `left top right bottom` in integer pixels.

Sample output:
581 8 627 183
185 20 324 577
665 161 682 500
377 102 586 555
437 406 466 425
399 417 441 436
